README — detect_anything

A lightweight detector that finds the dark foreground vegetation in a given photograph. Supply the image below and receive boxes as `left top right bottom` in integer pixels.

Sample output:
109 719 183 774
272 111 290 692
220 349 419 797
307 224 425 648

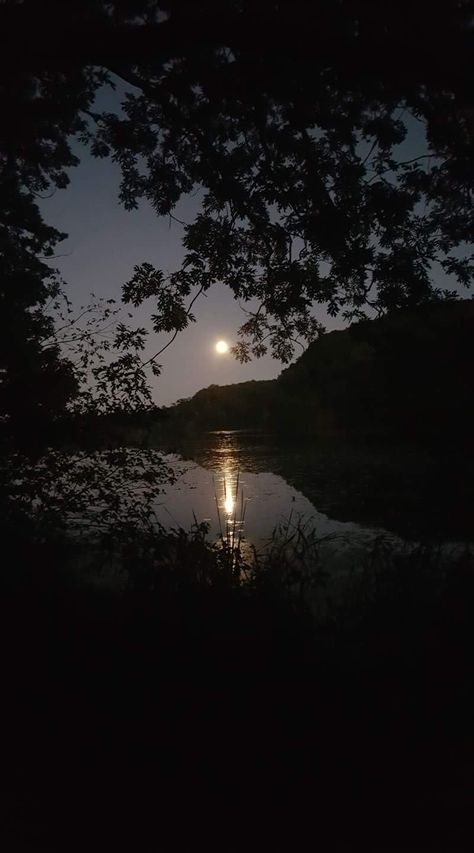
3 517 474 850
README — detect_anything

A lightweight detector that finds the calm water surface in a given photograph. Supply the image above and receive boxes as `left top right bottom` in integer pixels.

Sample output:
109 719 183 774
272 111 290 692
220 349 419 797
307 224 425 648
153 432 399 570
153 430 472 552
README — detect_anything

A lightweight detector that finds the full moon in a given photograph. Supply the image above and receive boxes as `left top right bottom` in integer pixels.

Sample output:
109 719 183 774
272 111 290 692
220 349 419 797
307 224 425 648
215 340 229 354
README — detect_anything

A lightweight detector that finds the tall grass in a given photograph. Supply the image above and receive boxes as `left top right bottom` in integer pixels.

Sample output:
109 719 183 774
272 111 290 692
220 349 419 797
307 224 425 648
211 470 250 582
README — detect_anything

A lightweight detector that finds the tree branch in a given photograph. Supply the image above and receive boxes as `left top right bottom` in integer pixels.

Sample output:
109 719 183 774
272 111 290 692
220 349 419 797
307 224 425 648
141 286 204 368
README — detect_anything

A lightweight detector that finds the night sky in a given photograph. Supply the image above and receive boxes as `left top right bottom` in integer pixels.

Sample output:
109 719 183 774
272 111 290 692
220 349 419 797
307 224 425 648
40 76 462 406
41 144 301 406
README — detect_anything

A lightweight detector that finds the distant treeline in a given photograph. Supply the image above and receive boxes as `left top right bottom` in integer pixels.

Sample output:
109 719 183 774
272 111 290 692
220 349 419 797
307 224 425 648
162 300 474 442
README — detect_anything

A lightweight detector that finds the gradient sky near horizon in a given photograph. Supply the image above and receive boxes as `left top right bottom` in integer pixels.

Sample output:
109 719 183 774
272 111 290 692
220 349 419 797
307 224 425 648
40 77 465 406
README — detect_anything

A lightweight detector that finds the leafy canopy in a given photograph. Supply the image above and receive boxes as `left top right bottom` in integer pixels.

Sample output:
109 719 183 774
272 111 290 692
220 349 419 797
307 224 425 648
1 0 473 390
89 0 474 361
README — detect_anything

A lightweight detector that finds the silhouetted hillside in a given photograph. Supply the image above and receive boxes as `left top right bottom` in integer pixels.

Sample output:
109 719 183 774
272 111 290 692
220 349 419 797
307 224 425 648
279 299 474 441
165 300 474 442
166 379 277 430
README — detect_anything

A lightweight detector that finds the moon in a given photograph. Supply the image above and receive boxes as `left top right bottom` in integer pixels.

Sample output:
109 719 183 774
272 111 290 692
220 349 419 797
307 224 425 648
215 340 229 354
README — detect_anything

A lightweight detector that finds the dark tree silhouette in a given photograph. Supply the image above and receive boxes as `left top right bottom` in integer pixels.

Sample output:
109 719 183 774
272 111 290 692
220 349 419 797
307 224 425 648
0 41 153 442
0 47 106 442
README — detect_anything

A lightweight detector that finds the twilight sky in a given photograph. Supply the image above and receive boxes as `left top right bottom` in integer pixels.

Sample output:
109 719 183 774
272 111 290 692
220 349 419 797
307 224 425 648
40 78 463 406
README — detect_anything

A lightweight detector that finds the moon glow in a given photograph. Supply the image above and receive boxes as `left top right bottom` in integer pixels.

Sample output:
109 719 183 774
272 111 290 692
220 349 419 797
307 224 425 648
215 340 229 354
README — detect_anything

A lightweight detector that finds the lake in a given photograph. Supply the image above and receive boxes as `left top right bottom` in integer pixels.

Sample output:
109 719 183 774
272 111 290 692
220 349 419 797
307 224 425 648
152 430 472 555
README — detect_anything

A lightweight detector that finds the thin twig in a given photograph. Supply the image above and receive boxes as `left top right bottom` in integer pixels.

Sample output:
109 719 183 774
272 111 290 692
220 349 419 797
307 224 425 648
141 286 204 368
